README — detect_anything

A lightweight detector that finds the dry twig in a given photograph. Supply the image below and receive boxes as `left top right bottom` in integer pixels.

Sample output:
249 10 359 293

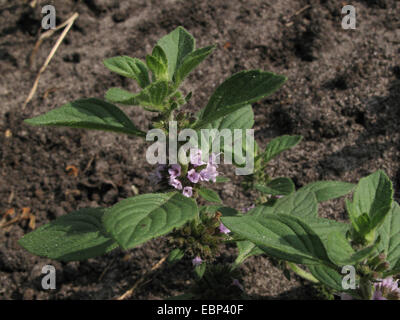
23 12 79 109
284 5 311 27
115 255 167 300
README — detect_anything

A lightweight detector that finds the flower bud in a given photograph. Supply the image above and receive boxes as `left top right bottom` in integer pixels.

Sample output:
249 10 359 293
378 253 386 262
375 261 390 272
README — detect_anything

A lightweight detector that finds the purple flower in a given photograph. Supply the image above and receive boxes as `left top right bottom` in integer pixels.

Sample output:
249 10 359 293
372 290 386 300
190 148 205 167
339 277 400 300
169 177 182 190
219 223 230 234
232 279 244 291
187 169 200 184
192 256 202 266
168 164 181 178
208 152 221 167
199 163 218 182
373 277 400 300
274 195 284 199
182 186 193 197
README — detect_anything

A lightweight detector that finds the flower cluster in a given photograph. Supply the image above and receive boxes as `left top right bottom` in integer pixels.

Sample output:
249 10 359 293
340 277 400 300
373 277 400 300
150 149 220 198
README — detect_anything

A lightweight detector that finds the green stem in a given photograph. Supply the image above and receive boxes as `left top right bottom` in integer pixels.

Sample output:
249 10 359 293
287 262 319 284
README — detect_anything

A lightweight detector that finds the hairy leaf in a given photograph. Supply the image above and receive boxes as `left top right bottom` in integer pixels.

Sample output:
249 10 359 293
255 177 295 196
19 208 118 261
300 181 355 203
222 214 331 265
25 98 145 137
103 56 150 88
215 176 230 183
377 201 400 272
167 248 185 265
195 70 286 129
246 190 318 219
308 265 344 292
325 231 378 266
235 240 264 265
103 192 197 249
105 88 136 105
175 45 215 86
146 45 168 80
157 26 195 81
349 170 393 232
263 135 302 163
106 80 170 111
197 187 222 203
198 104 255 166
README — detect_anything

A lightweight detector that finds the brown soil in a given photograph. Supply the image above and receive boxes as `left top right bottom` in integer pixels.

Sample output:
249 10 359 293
0 0 399 300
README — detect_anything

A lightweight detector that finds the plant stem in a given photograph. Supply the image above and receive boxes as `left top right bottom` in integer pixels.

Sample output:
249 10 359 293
287 262 319 284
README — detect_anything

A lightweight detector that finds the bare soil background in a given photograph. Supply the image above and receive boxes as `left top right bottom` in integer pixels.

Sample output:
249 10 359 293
0 0 399 299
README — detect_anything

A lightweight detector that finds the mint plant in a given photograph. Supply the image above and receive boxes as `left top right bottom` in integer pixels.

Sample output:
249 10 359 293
222 170 400 300
18 27 290 285
18 26 399 300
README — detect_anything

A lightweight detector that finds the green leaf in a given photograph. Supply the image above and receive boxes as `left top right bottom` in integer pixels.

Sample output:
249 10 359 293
194 263 206 279
146 45 168 80
18 208 118 262
325 231 378 266
198 104 255 167
199 205 239 217
210 104 254 131
218 207 240 217
235 241 264 266
157 26 195 81
174 45 215 86
167 248 185 265
255 177 295 196
245 190 318 219
222 214 331 265
103 56 150 88
103 192 197 249
197 187 222 204
238 202 344 265
194 70 287 129
377 201 400 272
215 176 230 183
272 190 318 219
306 217 349 243
308 265 344 292
134 80 170 110
105 88 136 105
349 171 393 233
300 181 355 203
25 98 145 137
106 80 170 111
263 135 302 163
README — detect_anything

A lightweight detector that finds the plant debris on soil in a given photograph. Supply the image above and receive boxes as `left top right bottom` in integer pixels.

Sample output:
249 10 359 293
0 0 399 300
